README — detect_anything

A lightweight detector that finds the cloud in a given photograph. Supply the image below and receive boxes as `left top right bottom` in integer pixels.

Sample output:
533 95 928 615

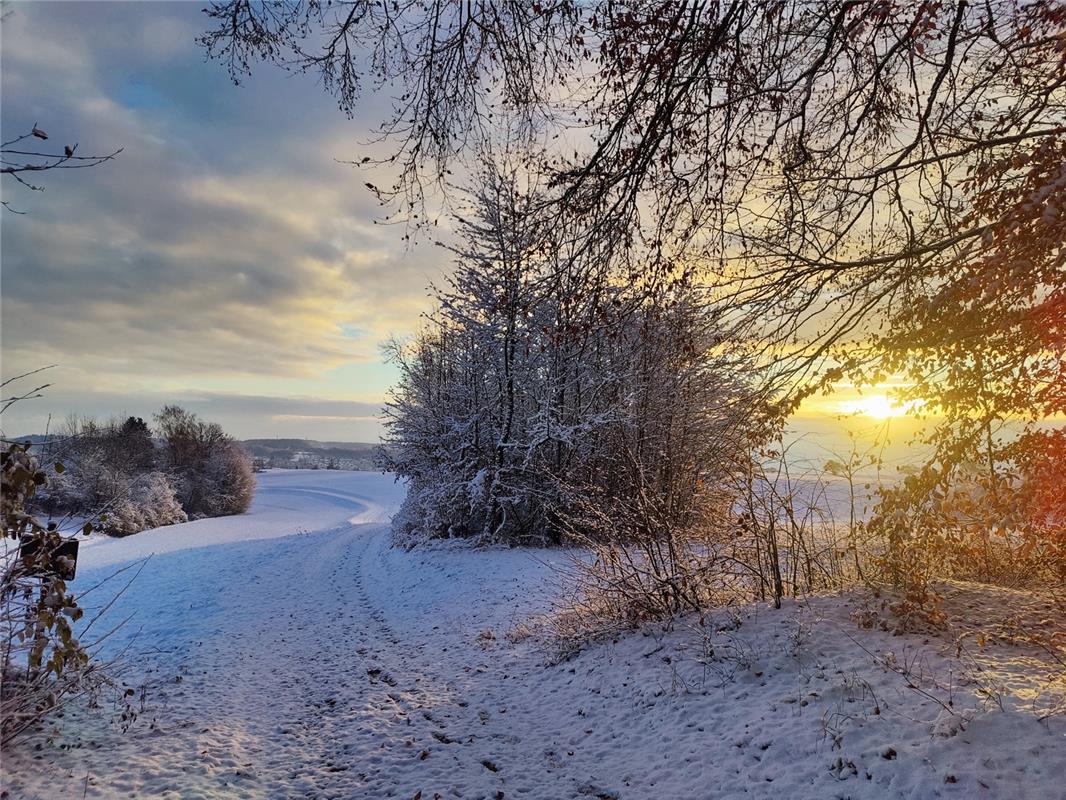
0 384 386 442
1 2 448 438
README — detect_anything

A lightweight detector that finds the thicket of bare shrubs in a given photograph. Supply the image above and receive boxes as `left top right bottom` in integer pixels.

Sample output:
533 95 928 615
551 442 864 648
553 440 1065 656
34 406 253 535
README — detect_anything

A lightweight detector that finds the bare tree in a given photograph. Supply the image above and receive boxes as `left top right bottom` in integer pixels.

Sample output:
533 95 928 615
198 0 1063 391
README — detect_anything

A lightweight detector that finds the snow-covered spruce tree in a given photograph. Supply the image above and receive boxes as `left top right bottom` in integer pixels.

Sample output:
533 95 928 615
383 167 756 556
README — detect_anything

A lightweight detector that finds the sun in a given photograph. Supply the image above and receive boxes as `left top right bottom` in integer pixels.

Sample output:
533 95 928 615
837 394 922 419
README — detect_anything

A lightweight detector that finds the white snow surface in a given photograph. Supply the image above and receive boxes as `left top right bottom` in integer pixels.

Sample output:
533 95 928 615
3 471 1064 799
70 469 406 570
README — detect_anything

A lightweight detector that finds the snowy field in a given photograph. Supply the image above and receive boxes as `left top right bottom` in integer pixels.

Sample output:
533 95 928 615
3 470 1063 799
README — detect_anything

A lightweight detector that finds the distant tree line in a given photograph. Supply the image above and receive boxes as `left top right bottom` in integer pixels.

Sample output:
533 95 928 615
34 406 254 536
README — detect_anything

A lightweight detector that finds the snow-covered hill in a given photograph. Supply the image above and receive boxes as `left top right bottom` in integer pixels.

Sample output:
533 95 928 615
3 471 1063 799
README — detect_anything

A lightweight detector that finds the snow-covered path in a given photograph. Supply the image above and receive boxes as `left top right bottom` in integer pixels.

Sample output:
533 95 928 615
5 471 576 798
4 471 1064 799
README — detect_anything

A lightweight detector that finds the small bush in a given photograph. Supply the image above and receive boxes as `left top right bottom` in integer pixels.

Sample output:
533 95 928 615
155 406 254 519
100 471 187 536
198 442 255 517
1 443 98 745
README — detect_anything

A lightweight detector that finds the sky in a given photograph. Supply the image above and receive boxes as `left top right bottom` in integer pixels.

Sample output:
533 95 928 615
1 1 918 450
1 1 447 440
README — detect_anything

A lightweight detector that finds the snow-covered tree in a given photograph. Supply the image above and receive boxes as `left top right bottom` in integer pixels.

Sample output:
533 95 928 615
384 166 757 554
101 471 187 536
198 441 256 518
155 405 254 519
32 408 253 533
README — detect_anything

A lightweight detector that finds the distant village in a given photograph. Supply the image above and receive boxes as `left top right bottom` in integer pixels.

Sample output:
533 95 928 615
241 439 382 472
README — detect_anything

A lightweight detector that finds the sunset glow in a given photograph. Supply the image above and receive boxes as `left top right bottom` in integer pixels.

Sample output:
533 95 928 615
836 394 923 419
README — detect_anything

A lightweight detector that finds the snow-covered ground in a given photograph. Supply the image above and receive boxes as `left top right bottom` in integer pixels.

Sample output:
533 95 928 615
3 471 1063 799
69 469 406 570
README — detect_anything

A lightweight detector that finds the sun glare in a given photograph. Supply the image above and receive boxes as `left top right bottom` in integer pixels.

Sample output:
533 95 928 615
838 394 922 419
